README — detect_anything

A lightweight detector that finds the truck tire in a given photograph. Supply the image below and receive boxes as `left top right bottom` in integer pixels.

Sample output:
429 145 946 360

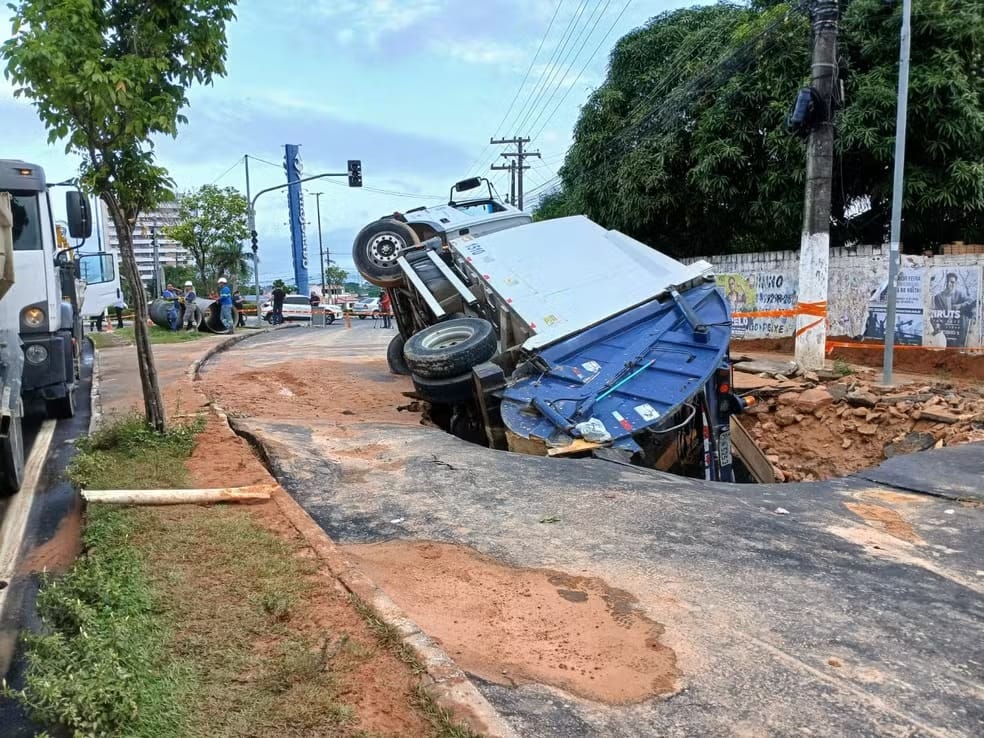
404 251 456 302
353 219 420 288
404 318 497 379
387 334 411 375
411 372 474 405
47 386 76 420
0 408 25 496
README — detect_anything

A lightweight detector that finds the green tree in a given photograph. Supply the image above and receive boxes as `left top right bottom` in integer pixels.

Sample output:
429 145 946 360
323 265 348 295
551 0 984 256
163 264 198 290
270 278 297 295
2 0 237 431
164 184 249 286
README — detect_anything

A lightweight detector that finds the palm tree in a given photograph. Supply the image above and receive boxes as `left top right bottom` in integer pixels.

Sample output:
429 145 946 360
211 243 250 285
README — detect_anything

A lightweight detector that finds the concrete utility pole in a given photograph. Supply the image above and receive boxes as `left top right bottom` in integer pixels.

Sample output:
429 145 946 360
151 222 161 296
882 0 912 386
490 137 540 210
245 154 260 306
795 0 839 370
490 159 517 205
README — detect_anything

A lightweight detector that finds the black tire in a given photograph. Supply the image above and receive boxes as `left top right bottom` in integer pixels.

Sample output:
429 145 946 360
0 409 25 496
326 313 335 325
352 219 420 288
358 314 366 320
387 334 411 375
411 372 475 405
47 386 76 420
403 318 497 380
405 251 456 302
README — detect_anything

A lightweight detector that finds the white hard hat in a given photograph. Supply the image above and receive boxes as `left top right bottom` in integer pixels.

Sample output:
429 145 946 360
218 277 227 284
184 280 193 287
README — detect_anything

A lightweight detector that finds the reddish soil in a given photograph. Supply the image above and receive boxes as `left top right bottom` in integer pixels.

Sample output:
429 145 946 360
843 502 923 544
203 359 420 425
184 413 271 488
734 336 984 381
345 540 680 705
20 498 83 574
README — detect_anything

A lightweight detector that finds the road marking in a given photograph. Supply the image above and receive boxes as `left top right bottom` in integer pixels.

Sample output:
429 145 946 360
0 419 57 618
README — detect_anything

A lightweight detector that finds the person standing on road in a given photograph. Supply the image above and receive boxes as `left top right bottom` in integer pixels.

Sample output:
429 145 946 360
217 277 234 332
271 285 286 325
112 296 126 329
162 283 180 331
233 289 247 327
380 290 392 329
309 290 321 307
182 281 202 331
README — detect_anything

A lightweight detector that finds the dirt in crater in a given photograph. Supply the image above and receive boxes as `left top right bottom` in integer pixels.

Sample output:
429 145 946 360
344 539 680 705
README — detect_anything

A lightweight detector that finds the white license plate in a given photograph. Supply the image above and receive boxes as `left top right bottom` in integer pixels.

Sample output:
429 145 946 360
718 431 733 467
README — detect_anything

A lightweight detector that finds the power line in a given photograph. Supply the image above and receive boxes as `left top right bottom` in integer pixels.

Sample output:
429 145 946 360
517 0 614 136
529 0 635 141
209 155 245 185
465 0 567 176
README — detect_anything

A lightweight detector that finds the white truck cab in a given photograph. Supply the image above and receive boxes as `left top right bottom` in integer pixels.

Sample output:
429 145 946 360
0 159 112 494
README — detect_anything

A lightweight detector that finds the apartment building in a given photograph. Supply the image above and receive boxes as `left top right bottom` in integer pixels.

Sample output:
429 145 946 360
100 200 190 284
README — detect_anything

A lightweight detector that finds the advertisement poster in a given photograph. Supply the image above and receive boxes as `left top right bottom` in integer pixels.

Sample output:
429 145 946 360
864 268 924 345
717 274 756 336
924 266 981 348
752 271 797 337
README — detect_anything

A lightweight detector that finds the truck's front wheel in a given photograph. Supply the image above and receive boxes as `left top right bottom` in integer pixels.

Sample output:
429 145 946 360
0 408 25 496
47 387 76 420
352 220 420 288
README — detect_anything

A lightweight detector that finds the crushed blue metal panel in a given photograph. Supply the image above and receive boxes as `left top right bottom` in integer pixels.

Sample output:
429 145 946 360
500 283 730 450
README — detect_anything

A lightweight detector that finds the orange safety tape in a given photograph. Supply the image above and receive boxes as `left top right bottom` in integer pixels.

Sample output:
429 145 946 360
824 340 984 354
731 301 828 338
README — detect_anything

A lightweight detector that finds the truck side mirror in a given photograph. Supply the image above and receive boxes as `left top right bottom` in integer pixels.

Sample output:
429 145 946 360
454 177 482 193
66 191 92 239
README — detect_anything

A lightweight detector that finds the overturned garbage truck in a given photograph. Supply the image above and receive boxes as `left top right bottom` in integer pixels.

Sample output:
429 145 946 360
352 178 747 482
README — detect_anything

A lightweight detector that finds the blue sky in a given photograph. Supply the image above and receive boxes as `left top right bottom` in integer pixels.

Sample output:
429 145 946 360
2 0 693 285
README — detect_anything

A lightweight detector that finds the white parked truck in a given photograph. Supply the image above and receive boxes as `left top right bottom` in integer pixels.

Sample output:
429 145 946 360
0 160 112 494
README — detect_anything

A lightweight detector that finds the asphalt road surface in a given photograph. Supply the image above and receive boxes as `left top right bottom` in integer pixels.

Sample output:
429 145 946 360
204 326 984 738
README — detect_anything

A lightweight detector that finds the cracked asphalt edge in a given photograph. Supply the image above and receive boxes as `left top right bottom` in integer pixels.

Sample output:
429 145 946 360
196 331 518 738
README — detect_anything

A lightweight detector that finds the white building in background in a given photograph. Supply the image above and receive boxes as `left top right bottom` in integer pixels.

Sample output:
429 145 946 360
100 200 190 285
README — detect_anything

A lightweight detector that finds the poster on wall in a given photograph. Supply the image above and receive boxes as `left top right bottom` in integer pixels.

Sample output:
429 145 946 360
717 274 756 336
924 266 982 348
752 271 797 337
864 268 924 345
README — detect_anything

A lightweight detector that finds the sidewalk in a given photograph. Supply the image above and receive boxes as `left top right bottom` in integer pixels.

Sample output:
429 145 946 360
89 332 514 737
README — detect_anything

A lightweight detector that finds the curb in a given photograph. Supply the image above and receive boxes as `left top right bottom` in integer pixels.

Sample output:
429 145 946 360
215 407 518 738
85 335 103 435
187 325 294 381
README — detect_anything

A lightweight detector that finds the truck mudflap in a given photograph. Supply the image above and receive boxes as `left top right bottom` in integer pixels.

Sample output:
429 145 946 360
499 282 730 456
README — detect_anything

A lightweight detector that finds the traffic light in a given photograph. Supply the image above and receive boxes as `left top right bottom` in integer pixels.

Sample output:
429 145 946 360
347 159 362 188
250 229 258 254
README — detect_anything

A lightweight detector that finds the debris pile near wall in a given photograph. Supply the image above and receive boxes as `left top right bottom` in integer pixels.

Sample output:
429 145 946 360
738 369 984 481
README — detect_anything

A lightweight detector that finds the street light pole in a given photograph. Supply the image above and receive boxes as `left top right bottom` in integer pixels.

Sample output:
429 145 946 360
310 192 325 296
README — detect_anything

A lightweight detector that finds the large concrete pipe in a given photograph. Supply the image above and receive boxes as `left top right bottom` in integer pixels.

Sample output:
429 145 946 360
148 297 238 333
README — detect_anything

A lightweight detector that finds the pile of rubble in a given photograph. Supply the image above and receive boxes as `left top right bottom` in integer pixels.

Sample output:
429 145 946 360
735 360 984 482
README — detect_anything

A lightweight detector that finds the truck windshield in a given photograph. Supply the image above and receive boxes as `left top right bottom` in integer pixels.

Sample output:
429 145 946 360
8 191 42 251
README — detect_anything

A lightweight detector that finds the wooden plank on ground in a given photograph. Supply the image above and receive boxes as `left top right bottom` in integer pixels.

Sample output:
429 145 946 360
730 417 776 483
82 483 276 505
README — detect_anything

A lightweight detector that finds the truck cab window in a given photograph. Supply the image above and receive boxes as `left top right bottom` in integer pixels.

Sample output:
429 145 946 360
10 192 42 251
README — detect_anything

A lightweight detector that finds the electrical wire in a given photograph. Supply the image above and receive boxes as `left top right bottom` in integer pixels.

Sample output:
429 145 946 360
209 156 245 185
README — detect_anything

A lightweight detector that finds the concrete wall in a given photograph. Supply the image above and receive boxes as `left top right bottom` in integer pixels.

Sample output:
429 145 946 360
686 246 984 348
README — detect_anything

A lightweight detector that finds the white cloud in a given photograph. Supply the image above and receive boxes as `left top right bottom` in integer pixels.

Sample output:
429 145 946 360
310 0 444 45
439 39 527 67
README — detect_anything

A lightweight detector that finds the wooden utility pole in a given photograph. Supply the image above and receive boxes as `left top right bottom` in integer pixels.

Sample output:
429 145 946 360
795 0 839 370
490 159 517 205
490 136 540 210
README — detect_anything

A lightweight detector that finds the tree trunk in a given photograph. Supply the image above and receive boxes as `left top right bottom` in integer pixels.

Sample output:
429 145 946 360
103 194 167 432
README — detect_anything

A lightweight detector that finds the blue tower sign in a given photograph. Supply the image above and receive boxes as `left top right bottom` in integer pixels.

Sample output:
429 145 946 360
283 144 309 293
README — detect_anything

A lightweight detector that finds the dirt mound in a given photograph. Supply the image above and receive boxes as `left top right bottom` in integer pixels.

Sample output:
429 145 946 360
345 540 680 705
740 373 984 481
203 358 420 424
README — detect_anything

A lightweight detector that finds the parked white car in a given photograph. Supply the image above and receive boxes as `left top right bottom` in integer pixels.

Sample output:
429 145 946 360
261 295 342 324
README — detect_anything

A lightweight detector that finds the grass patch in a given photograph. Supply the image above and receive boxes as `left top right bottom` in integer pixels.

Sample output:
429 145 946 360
67 413 204 490
3 507 192 738
89 325 208 348
832 358 854 376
